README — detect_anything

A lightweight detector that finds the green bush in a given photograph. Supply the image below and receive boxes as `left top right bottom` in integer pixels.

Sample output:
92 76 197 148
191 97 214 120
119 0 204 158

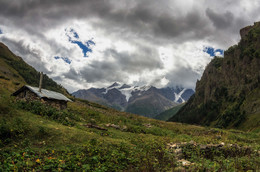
16 101 77 126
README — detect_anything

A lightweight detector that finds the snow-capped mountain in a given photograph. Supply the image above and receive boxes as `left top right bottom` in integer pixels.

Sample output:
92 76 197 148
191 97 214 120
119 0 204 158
72 82 194 118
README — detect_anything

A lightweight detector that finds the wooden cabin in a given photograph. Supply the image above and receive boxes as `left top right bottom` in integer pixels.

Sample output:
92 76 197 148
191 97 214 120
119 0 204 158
12 85 72 110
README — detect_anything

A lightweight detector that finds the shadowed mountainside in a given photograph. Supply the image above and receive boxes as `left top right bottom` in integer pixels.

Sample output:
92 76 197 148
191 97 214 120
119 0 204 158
169 22 260 131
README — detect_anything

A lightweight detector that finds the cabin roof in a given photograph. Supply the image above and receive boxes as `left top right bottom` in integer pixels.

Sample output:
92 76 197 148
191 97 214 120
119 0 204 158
12 85 72 102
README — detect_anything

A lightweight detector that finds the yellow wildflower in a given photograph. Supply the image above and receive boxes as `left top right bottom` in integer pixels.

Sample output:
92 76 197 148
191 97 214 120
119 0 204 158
36 159 41 163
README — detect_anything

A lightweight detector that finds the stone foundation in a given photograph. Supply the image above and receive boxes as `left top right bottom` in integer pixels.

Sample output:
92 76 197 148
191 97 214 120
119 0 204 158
15 89 68 110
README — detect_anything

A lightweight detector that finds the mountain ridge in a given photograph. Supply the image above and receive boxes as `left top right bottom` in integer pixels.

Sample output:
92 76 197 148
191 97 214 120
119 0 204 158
72 82 194 117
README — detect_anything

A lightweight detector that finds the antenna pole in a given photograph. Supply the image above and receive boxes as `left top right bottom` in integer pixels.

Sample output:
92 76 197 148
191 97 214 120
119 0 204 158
39 72 43 92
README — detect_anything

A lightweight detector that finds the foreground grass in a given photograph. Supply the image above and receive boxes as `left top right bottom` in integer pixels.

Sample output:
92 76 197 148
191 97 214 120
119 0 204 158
0 87 259 171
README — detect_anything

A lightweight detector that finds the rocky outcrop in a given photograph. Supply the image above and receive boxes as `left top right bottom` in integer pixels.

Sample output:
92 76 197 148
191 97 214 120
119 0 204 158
169 22 260 130
167 140 256 169
240 25 253 39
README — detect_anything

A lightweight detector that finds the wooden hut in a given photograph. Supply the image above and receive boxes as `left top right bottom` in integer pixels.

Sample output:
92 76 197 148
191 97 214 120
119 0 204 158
12 85 72 110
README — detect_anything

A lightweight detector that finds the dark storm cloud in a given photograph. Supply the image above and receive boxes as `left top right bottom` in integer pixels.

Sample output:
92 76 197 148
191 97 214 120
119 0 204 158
79 61 126 83
0 0 210 43
108 48 163 72
0 0 257 45
206 8 234 29
78 47 163 84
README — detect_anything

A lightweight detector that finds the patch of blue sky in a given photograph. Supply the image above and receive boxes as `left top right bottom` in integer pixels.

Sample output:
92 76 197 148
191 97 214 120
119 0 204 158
203 46 224 57
69 28 79 39
54 56 72 64
70 40 95 57
66 28 95 57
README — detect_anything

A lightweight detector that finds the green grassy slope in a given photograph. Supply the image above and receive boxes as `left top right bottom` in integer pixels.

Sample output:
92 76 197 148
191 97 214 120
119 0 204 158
169 22 260 130
0 42 259 171
126 92 176 118
155 103 185 121
0 42 69 96
1 87 260 171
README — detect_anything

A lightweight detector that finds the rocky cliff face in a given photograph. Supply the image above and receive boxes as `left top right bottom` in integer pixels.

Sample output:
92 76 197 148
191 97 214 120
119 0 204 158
169 22 260 130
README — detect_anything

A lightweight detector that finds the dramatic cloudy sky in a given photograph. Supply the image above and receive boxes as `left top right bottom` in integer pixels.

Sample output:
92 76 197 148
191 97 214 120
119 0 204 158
0 0 260 92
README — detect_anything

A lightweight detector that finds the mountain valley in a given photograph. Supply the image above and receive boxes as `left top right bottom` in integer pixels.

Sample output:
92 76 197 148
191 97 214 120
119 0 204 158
0 22 259 171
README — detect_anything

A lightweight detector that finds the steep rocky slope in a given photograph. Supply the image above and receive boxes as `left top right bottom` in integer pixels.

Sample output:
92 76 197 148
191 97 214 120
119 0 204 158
169 22 260 130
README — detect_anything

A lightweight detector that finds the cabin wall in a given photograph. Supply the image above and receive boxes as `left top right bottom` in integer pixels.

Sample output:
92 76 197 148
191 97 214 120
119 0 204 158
16 89 40 101
15 89 67 110
41 98 67 110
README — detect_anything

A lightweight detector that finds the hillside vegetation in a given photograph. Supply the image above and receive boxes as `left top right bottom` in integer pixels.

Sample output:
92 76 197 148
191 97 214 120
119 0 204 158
0 42 259 171
170 22 260 131
0 42 69 96
155 103 185 121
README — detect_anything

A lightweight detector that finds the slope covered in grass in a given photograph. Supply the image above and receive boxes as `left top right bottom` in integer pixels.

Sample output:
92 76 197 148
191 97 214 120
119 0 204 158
0 42 69 96
0 87 260 171
0 42 259 171
155 103 185 121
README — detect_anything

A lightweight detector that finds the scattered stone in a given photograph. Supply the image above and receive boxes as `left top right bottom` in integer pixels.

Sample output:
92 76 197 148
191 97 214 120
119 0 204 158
167 143 178 149
83 123 108 131
178 159 191 167
199 144 207 150
105 123 121 130
189 140 196 145
143 123 152 128
105 123 128 131
122 125 128 130
174 148 182 154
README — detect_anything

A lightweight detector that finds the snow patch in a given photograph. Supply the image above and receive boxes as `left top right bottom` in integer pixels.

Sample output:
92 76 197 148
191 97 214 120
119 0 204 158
102 82 123 94
102 84 152 102
119 87 134 102
174 88 187 103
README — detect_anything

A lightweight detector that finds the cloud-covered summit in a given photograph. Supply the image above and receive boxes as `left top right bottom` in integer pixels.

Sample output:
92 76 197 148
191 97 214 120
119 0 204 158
0 0 259 92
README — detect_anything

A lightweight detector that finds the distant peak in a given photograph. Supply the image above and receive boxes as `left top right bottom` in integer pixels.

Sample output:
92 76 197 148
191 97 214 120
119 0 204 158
108 82 121 88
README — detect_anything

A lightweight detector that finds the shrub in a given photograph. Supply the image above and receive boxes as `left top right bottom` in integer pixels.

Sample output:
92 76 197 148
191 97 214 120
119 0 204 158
16 101 77 126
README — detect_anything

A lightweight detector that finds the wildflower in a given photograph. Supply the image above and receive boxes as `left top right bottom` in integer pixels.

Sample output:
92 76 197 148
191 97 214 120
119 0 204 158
36 159 41 163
